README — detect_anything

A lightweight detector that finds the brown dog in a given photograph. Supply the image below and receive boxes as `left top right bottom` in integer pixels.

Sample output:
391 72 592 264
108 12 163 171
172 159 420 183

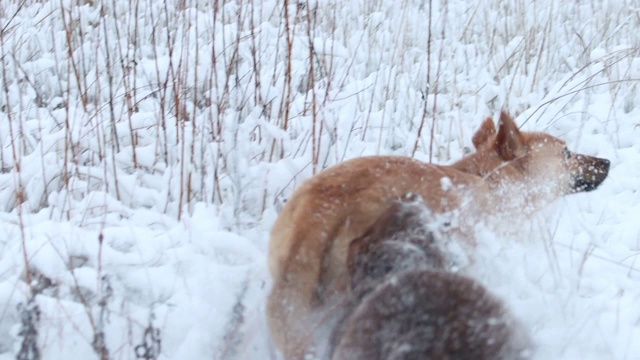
267 111 609 358
330 194 531 360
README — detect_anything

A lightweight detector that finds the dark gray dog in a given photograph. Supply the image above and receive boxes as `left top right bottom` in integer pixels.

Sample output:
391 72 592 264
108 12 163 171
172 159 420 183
330 193 532 360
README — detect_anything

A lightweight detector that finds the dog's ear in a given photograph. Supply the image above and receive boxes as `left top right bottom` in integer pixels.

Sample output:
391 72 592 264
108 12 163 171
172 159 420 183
472 117 496 149
495 111 525 160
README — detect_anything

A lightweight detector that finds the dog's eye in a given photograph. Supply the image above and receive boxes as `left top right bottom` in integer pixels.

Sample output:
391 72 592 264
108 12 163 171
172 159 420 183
563 147 572 160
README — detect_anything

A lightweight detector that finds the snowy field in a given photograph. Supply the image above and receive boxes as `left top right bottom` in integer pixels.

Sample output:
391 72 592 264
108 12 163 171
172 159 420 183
0 0 639 359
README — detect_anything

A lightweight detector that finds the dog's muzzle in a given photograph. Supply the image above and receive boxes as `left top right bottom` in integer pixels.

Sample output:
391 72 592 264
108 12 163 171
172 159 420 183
571 156 610 192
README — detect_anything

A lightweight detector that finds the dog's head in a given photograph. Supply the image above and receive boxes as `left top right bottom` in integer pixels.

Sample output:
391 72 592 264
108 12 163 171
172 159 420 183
347 193 447 297
469 111 610 195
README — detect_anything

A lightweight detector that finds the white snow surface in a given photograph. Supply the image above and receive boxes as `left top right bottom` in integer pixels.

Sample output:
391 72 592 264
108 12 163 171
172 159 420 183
0 0 639 359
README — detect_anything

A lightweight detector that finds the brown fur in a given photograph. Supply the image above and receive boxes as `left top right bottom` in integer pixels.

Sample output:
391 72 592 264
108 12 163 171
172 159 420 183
330 194 530 360
267 111 609 359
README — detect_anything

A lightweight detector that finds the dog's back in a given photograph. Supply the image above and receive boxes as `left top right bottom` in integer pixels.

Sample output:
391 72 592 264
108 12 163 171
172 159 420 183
267 157 479 358
332 270 530 360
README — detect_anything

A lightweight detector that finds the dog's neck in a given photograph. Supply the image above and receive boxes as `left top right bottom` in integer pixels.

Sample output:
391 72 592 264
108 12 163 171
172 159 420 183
451 148 533 188
452 150 559 228
450 150 499 177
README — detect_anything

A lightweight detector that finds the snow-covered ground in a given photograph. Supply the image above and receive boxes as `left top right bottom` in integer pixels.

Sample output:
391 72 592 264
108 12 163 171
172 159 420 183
0 0 638 359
